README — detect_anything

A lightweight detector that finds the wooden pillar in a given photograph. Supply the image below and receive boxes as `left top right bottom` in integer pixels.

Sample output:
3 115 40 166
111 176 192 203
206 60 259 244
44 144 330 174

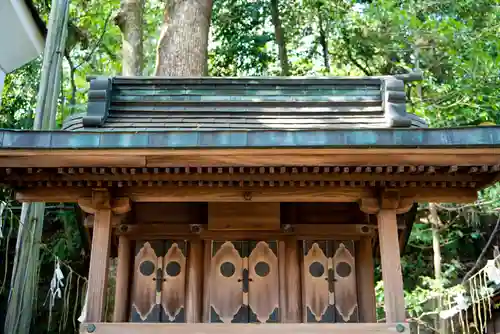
202 240 212 322
359 192 413 324
356 236 376 322
185 239 204 322
377 209 405 323
113 235 131 322
86 208 113 322
279 238 302 323
79 191 131 323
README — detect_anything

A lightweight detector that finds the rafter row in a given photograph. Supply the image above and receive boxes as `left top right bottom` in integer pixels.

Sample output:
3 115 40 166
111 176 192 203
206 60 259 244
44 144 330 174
10 179 478 189
2 165 499 175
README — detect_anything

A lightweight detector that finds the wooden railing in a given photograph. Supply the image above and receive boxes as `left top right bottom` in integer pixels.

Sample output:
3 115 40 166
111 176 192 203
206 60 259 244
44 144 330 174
79 323 409 334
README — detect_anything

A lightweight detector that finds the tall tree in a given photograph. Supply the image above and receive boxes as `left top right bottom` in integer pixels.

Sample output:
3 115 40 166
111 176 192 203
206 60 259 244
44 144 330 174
155 0 213 76
270 0 289 76
115 0 144 76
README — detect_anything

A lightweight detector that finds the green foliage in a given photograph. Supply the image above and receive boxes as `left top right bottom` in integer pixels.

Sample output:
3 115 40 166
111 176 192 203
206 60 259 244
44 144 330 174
1 0 500 332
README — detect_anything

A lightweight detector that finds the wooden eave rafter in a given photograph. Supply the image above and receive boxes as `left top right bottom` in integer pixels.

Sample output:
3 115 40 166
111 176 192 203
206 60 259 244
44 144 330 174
1 156 496 204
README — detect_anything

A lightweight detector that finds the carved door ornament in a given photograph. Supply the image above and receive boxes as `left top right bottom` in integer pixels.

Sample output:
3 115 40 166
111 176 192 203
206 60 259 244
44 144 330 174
130 240 186 323
209 240 279 323
303 240 359 323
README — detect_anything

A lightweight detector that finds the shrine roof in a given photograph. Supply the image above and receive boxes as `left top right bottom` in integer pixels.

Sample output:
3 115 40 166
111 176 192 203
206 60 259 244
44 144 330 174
62 75 427 132
0 126 499 150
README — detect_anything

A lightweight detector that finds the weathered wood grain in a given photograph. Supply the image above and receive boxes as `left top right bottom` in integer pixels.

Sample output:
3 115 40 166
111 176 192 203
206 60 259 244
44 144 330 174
202 240 212 323
356 237 376 323
85 209 113 322
333 241 358 323
130 241 162 322
248 241 279 323
116 223 376 241
377 210 405 323
208 203 280 230
281 238 301 322
113 236 131 322
209 241 245 323
2 147 500 173
15 185 477 204
185 240 204 322
302 241 332 323
161 241 186 322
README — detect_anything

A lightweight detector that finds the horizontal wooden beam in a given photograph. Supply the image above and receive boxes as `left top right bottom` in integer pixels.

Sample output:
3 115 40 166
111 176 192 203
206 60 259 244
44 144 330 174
16 186 374 203
79 323 409 334
1 147 500 168
115 223 380 240
15 185 477 204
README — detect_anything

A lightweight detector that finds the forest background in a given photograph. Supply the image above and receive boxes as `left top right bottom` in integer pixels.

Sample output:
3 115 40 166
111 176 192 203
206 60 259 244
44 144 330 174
1 0 500 333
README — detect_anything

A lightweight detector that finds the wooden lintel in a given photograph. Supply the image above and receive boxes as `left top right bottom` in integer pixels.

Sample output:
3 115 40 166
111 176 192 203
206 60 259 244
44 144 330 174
115 223 377 240
79 323 409 334
15 185 477 203
400 187 477 203
360 187 477 214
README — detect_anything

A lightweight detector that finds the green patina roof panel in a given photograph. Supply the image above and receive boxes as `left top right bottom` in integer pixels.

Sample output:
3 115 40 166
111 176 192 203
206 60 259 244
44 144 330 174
1 127 500 150
63 75 428 132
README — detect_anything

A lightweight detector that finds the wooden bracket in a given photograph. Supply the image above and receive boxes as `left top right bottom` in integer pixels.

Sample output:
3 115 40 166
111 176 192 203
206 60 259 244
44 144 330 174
358 189 414 214
84 212 130 229
78 189 131 214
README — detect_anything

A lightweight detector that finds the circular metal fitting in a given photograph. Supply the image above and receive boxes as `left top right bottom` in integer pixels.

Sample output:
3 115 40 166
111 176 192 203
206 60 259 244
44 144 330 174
396 323 406 333
86 324 96 333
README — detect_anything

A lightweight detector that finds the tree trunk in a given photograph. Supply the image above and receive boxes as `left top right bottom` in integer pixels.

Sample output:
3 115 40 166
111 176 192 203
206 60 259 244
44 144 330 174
429 203 445 332
115 0 144 76
270 0 289 76
318 14 330 73
155 0 213 76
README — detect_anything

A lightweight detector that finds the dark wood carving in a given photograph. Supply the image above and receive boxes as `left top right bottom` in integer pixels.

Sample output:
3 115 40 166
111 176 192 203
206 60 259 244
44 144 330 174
248 241 279 323
130 240 162 322
302 241 334 322
162 241 187 322
333 240 358 322
209 241 245 323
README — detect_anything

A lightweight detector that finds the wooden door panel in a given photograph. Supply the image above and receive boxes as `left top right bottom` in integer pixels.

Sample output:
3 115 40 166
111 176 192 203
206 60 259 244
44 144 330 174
303 241 334 323
130 240 163 322
302 240 359 323
161 240 187 322
248 241 279 323
130 240 187 323
333 240 358 323
209 241 246 323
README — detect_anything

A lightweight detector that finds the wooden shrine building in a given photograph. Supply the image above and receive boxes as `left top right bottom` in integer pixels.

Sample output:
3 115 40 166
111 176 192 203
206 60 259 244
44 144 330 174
1 75 500 333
